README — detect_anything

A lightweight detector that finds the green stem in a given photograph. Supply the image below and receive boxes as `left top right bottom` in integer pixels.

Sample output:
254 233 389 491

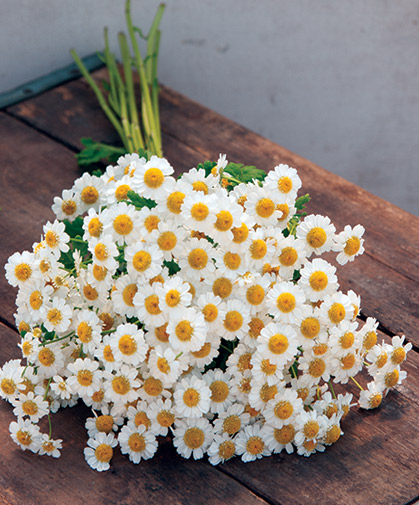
42 331 74 346
350 376 365 391
70 237 86 244
43 378 52 401
328 380 337 400
104 27 119 115
48 412 52 439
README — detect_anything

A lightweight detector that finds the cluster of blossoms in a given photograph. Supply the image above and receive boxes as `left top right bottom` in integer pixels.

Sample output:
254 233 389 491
1 153 411 470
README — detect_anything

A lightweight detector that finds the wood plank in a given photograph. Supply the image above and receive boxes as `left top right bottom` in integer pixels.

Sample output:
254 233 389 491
7 70 419 286
0 332 267 505
4 84 419 344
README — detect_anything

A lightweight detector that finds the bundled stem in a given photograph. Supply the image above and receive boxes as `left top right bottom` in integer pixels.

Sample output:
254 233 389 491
70 0 165 166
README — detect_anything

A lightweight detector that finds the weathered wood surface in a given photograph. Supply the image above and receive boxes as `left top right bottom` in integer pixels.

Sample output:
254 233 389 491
1 71 418 505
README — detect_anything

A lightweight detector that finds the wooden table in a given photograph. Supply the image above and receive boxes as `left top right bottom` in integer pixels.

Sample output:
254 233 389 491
0 69 418 505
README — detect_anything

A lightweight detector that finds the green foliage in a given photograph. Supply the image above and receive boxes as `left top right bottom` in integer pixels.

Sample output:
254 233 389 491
196 161 217 177
76 138 126 167
223 162 267 185
295 194 311 212
126 190 157 210
163 259 181 276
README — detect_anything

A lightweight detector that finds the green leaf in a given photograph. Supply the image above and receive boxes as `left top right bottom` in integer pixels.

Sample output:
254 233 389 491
126 190 157 210
137 148 153 161
76 138 126 167
196 161 217 177
295 193 311 211
63 217 84 239
224 162 267 184
163 259 181 276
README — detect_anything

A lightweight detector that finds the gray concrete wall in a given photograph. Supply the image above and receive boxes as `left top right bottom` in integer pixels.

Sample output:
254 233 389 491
1 0 418 214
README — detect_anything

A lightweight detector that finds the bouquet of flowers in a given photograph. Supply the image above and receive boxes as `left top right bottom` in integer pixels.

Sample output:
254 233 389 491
0 152 411 470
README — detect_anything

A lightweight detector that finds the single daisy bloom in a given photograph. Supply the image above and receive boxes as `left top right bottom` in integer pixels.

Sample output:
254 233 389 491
328 320 360 355
299 258 338 302
73 172 104 212
111 274 139 319
88 236 118 270
220 299 251 341
235 423 271 462
9 418 42 453
207 194 243 245
50 374 72 401
82 208 104 241
296 214 336 256
240 274 271 315
34 343 65 378
125 241 163 280
110 323 147 367
248 379 280 412
333 224 365 265
66 358 103 398
149 221 186 261
84 432 117 472
264 422 296 454
244 185 282 226
264 389 304 429
118 423 158 464
52 189 81 222
213 248 247 281
347 289 361 320
178 237 216 280
213 403 251 437
251 351 283 386
208 433 237 465
94 335 122 373
16 280 53 325
320 292 353 327
12 391 49 423
264 163 302 201
5 250 39 287
275 235 308 281
359 317 379 354
172 417 213 460
39 434 63 458
148 346 187 387
138 375 170 403
203 370 234 414
74 309 103 354
388 335 412 366
179 166 219 194
294 410 327 446
322 413 344 446
245 228 276 270
156 275 193 313
43 220 70 257
257 322 298 367
103 201 141 246
133 283 166 328
155 178 189 223
136 206 161 237
132 155 174 200
189 337 221 370
365 343 389 378
167 307 207 353
266 281 305 324
375 364 407 391
196 293 225 333
295 305 325 350
105 174 134 206
358 381 385 409
148 398 176 436
330 349 363 384
103 364 141 405
174 374 211 418
180 192 217 233
298 351 331 383
127 401 153 431
44 297 72 334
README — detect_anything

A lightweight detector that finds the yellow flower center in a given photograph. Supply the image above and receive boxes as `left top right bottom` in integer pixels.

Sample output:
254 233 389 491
239 378 252 395
223 252 241 270
94 243 108 262
81 186 99 204
274 424 295 445
363 331 377 351
156 410 175 428
384 369 399 388
309 271 328 291
83 284 99 301
306 227 327 248
232 223 249 244
77 322 92 343
313 343 328 356
22 341 33 357
112 376 131 395
188 248 208 269
260 359 277 375
276 293 296 313
391 347 406 365
215 210 233 231
122 284 137 307
184 427 205 449
324 425 341 445
144 168 164 188
256 198 275 218
29 290 43 310
77 370 93 386
340 332 355 349
249 317 264 340
118 335 137 356
167 191 185 214
145 294 162 316
277 203 290 222
303 420 319 439
157 357 171 374
158 231 177 251
250 239 267 259
237 353 252 372
94 443 113 463
213 277 232 299
38 348 55 367
326 404 339 418
132 250 152 272
192 181 208 194
279 247 298 267
42 441 56 453
96 415 114 433
164 289 180 308
308 358 326 378
340 353 356 370
113 214 133 236
369 393 383 409
300 317 320 339
303 439 318 452
115 184 130 201
328 303 346 324
45 230 58 248
246 285 265 305
39 259 51 273
16 430 32 446
246 436 265 455
22 400 38 416
190 203 209 221
128 433 146 452
237 195 247 207
203 303 218 323
144 214 160 233
91 389 105 403
274 401 293 420
93 264 107 281
259 384 278 403
15 263 32 281
134 411 151 428
61 199 77 215
175 320 194 342
191 342 212 359
88 218 103 237
210 381 229 403
344 237 361 256
277 176 292 193
223 415 241 435
155 323 169 343
144 377 163 397
218 440 235 460
183 388 200 407
224 310 244 332
268 333 289 354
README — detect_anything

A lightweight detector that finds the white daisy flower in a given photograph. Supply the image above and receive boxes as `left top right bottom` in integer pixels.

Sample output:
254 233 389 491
39 434 63 458
103 365 141 405
132 155 174 200
12 391 49 423
250 352 283 386
125 241 163 279
174 375 211 418
74 309 102 354
154 177 189 222
220 299 251 341
358 381 385 409
203 370 234 414
189 337 221 369
235 423 271 462
245 228 276 270
172 417 213 460
299 258 338 302
359 317 379 354
44 297 72 334
103 201 141 246
330 349 363 384
207 194 243 245
213 403 250 437
126 401 152 431
294 410 327 446
328 320 360 354
265 422 296 454
43 220 70 258
322 413 344 446
240 274 271 315
136 205 161 237
179 167 219 195
375 364 407 391
18 332 38 361
9 418 42 453
295 305 325 350
66 358 103 398
180 192 217 233
266 281 305 324
244 185 282 226
347 289 361 320
264 163 302 201
298 351 331 383
52 189 81 222
208 433 237 465
213 248 247 280
275 235 307 281
5 250 39 287
87 236 118 270
82 208 104 241
118 422 158 464
111 274 139 318
94 335 122 373
248 379 280 412
84 432 117 472
167 307 207 353
149 221 187 260
257 322 298 367
73 173 105 212
34 343 65 378
138 375 171 403
105 174 134 206
178 237 216 280
296 214 336 256
320 292 353 327
156 275 192 313
16 280 53 325
148 346 186 387
110 323 147 367
148 398 176 436
85 405 123 437
333 224 365 265
388 335 412 366
50 374 72 401
133 282 166 328
226 343 254 376
196 293 225 333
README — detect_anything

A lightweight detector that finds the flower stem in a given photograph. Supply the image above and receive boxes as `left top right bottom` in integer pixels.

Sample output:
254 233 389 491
350 376 365 391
